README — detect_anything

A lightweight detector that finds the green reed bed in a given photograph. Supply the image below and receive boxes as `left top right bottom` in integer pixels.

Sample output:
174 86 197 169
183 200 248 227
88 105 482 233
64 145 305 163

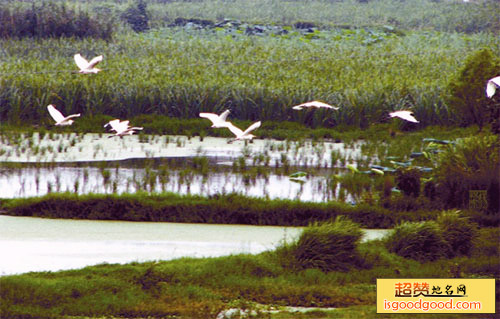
0 29 498 128
4 187 496 227
0 223 497 319
0 192 472 228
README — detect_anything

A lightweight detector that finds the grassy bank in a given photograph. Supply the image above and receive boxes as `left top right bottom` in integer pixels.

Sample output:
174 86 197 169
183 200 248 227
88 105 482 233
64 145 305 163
1 192 497 228
1 225 498 319
0 192 400 227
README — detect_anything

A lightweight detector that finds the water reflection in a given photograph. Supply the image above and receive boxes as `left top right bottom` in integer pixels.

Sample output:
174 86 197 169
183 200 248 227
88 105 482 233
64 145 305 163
0 158 349 202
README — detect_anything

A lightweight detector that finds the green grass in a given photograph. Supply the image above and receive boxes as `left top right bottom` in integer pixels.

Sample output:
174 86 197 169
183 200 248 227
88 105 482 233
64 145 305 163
1 227 498 319
1 191 497 228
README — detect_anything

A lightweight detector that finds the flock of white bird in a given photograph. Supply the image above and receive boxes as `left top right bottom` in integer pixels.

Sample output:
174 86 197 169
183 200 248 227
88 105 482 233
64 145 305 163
47 53 500 140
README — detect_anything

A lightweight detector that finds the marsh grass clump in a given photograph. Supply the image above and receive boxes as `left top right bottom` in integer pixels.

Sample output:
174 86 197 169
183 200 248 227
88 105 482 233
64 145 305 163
293 217 363 272
436 210 478 257
385 221 451 262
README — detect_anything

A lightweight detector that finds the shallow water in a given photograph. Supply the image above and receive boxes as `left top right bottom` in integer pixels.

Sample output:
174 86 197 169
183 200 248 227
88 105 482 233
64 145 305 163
0 215 389 275
0 133 364 165
0 133 369 201
0 162 345 202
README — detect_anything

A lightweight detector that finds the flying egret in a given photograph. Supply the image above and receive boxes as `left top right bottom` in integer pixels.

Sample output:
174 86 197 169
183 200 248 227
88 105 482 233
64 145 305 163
225 121 261 143
389 110 419 123
74 53 103 74
486 76 500 98
199 110 231 128
106 119 143 138
47 104 80 126
104 119 129 132
292 100 339 110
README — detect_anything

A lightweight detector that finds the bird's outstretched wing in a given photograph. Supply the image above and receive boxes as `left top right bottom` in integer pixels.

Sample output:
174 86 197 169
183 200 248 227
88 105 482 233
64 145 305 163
242 121 261 136
225 122 244 137
199 113 219 124
104 119 120 128
486 76 500 98
219 110 231 121
66 113 81 120
390 111 419 123
87 56 103 69
292 100 339 110
74 54 90 70
47 104 65 123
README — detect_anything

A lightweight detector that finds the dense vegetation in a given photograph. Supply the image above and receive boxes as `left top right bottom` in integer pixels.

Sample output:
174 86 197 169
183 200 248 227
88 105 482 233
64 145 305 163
0 3 113 39
385 210 478 262
0 192 419 228
1 191 498 228
0 0 498 131
2 0 499 33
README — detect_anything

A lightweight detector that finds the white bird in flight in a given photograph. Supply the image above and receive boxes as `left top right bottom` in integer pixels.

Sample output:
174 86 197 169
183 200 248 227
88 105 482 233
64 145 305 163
105 119 143 137
47 104 80 126
486 76 500 98
389 110 419 123
226 121 261 143
199 110 231 128
104 119 128 131
74 53 103 74
292 100 339 110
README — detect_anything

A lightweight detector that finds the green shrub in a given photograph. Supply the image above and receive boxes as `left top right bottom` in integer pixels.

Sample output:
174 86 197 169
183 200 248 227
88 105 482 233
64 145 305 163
395 167 421 197
385 221 450 262
293 217 363 272
447 48 499 130
435 134 499 211
436 210 478 257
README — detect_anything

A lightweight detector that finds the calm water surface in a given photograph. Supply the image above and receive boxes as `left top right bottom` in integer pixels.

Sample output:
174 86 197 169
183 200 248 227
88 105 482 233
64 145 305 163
0 160 347 202
0 216 388 276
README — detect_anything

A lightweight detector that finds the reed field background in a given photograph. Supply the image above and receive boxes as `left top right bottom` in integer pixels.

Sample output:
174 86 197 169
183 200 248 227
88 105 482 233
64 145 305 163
0 0 499 131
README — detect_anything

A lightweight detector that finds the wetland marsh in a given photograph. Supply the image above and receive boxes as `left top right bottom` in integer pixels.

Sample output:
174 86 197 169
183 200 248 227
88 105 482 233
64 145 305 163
0 0 499 318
